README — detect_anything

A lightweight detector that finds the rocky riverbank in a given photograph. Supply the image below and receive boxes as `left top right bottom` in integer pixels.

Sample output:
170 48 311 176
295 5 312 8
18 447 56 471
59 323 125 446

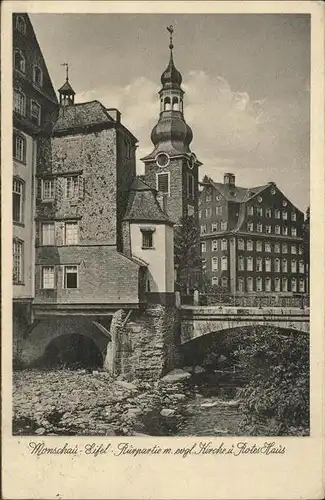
13 368 196 436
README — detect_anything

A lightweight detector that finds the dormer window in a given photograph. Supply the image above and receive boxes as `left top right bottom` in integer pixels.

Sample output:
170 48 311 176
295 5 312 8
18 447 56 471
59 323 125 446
14 49 25 73
16 16 26 34
30 100 41 125
33 65 43 88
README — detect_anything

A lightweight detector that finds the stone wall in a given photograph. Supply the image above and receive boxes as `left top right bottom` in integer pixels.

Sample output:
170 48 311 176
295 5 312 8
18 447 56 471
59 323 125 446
107 304 181 380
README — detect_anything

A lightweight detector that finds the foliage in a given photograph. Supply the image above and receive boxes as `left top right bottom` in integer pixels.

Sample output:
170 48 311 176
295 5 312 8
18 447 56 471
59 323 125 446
174 216 201 293
233 327 309 436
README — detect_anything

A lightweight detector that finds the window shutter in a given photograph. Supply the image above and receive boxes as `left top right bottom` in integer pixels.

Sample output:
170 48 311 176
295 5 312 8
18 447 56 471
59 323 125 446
157 173 169 193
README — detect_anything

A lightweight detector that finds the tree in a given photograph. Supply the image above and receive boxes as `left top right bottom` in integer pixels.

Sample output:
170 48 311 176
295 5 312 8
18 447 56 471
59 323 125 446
174 215 201 294
233 326 309 436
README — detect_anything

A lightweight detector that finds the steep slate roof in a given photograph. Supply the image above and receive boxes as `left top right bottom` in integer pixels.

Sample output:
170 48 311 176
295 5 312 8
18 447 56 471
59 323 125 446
206 180 270 203
52 100 114 133
124 177 173 225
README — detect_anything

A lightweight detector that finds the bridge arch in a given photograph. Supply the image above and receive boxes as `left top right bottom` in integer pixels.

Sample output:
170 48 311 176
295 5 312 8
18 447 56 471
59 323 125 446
20 316 111 368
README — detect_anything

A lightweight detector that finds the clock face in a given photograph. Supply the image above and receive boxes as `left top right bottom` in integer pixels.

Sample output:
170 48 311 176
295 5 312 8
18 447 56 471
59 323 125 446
155 152 170 168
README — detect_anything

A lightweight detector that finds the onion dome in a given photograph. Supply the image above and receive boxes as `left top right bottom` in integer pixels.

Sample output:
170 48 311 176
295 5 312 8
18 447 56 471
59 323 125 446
151 114 193 148
160 53 182 89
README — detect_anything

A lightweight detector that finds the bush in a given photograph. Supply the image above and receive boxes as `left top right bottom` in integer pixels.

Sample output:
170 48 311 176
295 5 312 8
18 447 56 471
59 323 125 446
233 327 309 436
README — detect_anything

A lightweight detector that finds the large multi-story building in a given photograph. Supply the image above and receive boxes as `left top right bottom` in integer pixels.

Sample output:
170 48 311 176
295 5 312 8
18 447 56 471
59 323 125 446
12 13 58 359
199 173 307 294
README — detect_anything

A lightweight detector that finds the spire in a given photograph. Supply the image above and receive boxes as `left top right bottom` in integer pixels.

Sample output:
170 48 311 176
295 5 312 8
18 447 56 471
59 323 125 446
161 25 182 88
58 63 75 106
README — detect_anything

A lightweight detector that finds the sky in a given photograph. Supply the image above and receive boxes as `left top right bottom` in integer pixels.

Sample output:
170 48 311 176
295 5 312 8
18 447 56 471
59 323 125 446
30 13 310 212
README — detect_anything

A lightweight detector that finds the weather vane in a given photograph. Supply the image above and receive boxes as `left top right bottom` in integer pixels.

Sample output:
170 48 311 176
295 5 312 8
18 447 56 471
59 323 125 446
167 25 174 50
61 62 69 81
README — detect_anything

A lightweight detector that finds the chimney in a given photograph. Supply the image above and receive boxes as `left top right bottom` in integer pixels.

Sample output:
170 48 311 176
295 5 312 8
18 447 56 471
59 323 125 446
224 173 235 186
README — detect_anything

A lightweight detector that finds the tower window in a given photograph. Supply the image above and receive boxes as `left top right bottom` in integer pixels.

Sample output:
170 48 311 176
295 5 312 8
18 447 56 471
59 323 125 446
14 49 25 73
64 266 78 289
13 239 24 284
13 90 26 116
187 173 195 199
42 266 55 289
156 172 170 194
172 96 179 111
13 132 26 163
141 229 154 249
164 97 171 111
13 178 24 223
15 15 26 34
30 99 41 125
33 65 43 88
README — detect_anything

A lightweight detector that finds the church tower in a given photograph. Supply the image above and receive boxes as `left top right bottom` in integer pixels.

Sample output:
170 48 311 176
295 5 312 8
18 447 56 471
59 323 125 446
141 26 202 224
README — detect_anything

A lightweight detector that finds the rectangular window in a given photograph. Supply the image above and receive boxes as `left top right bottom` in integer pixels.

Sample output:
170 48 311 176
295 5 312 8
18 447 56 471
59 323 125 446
201 242 206 253
30 99 41 125
221 277 228 289
187 205 194 217
212 276 219 287
265 242 271 252
200 224 207 234
291 227 297 237
13 133 26 163
291 260 297 273
211 222 218 232
299 278 305 292
247 222 253 232
256 258 262 272
265 258 271 272
202 258 207 271
274 243 280 253
275 209 281 219
257 223 263 233
291 212 297 221
265 277 271 292
282 259 288 272
205 207 212 218
247 240 253 251
187 173 195 199
238 278 244 292
256 277 263 292
247 257 253 271
64 266 78 289
216 206 222 216
265 225 272 234
65 222 79 245
212 240 218 251
256 207 263 217
141 230 154 249
299 261 305 273
299 245 303 255
282 226 288 235
221 221 227 231
274 259 280 273
247 277 253 292
42 179 55 200
13 178 23 223
198 210 202 219
275 225 280 235
13 90 26 116
206 193 212 202
266 208 272 218
221 239 227 251
41 222 55 245
238 239 245 250
291 278 297 292
221 256 227 271
282 278 288 292
291 244 297 254
256 241 262 252
212 257 218 271
238 256 244 271
282 244 288 253
247 206 254 216
42 266 55 289
65 176 80 199
282 211 288 220
274 278 280 292
13 239 23 284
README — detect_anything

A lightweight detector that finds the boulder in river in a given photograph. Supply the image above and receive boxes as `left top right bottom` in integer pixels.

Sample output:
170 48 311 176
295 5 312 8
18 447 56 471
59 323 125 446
160 369 191 384
193 365 206 374
160 408 175 417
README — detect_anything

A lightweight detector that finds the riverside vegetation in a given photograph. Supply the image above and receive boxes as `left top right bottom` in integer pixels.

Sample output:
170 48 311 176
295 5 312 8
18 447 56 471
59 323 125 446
13 326 309 436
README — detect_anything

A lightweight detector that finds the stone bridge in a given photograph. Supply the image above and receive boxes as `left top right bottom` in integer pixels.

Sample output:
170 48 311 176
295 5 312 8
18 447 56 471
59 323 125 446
180 305 310 344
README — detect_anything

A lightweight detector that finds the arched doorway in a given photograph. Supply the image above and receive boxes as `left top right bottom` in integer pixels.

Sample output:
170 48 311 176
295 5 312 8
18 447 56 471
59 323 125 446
40 333 103 369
